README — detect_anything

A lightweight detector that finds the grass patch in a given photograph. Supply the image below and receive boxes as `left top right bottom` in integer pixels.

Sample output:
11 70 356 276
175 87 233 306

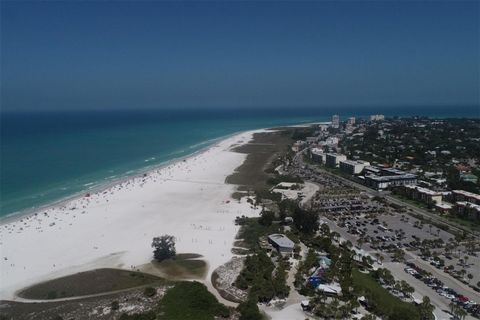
150 254 207 280
226 130 293 192
231 248 250 255
157 281 230 320
352 269 420 319
18 268 164 300
445 215 480 231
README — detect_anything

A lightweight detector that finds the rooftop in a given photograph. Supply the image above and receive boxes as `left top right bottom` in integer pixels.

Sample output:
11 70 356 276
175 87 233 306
453 190 480 201
367 174 417 182
268 234 295 249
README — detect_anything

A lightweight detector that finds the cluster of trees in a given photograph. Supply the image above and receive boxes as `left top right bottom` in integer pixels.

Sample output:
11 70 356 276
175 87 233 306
234 250 289 302
237 295 262 320
311 294 360 319
266 174 304 186
292 205 319 234
343 118 480 181
116 281 230 320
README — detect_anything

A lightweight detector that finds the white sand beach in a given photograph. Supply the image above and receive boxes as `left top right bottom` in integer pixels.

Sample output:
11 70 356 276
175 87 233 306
0 130 263 300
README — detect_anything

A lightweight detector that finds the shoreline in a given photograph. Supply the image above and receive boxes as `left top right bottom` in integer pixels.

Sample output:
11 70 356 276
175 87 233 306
0 130 251 226
0 128 271 301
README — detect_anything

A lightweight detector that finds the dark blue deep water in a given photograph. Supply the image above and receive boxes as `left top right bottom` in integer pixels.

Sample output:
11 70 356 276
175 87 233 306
1 106 478 217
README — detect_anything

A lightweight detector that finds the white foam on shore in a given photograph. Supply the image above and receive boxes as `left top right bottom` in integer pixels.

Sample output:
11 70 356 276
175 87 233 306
0 130 264 300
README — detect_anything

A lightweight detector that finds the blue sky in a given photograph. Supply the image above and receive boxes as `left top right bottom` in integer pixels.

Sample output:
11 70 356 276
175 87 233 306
1 1 479 112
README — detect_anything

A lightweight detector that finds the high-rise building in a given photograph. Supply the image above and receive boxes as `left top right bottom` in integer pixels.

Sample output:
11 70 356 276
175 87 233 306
332 115 340 128
347 117 355 125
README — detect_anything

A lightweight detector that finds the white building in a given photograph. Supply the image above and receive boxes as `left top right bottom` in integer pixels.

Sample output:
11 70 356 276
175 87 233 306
347 117 356 125
370 114 385 121
310 148 326 163
324 136 339 146
365 174 417 190
325 153 347 168
332 115 340 128
339 160 370 175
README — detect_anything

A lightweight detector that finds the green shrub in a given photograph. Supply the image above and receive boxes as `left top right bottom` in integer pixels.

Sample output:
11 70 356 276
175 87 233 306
158 281 230 320
143 286 156 297
111 301 119 311
237 296 262 320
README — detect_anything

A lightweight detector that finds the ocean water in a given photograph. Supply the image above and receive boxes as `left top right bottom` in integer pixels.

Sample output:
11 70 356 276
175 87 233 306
1 106 478 217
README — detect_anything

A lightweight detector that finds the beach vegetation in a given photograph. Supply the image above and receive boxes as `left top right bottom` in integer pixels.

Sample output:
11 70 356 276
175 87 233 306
266 174 304 186
157 281 230 320
236 217 281 249
237 294 263 320
18 268 164 299
150 254 207 280
152 235 176 262
258 210 275 226
111 300 119 311
143 286 156 297
292 205 319 235
235 251 276 301
119 311 156 320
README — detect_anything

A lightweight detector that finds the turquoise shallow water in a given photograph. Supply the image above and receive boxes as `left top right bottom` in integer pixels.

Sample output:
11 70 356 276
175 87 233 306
1 106 478 217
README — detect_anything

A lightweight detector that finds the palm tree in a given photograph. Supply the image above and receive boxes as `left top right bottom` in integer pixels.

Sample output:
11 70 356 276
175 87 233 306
467 273 473 283
457 307 468 320
419 296 435 320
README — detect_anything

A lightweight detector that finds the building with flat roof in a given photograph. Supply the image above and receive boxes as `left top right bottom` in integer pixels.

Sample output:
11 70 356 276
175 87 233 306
310 148 326 163
325 153 347 168
365 174 417 190
332 115 340 128
339 160 370 175
402 185 443 205
454 201 480 221
435 202 453 214
452 190 480 205
364 166 381 175
268 234 295 255
381 168 408 176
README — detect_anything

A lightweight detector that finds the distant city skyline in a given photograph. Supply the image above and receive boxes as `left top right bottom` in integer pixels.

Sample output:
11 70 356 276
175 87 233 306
1 1 479 112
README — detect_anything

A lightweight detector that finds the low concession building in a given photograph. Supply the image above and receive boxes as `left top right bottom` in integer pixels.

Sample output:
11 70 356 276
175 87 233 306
267 234 295 255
